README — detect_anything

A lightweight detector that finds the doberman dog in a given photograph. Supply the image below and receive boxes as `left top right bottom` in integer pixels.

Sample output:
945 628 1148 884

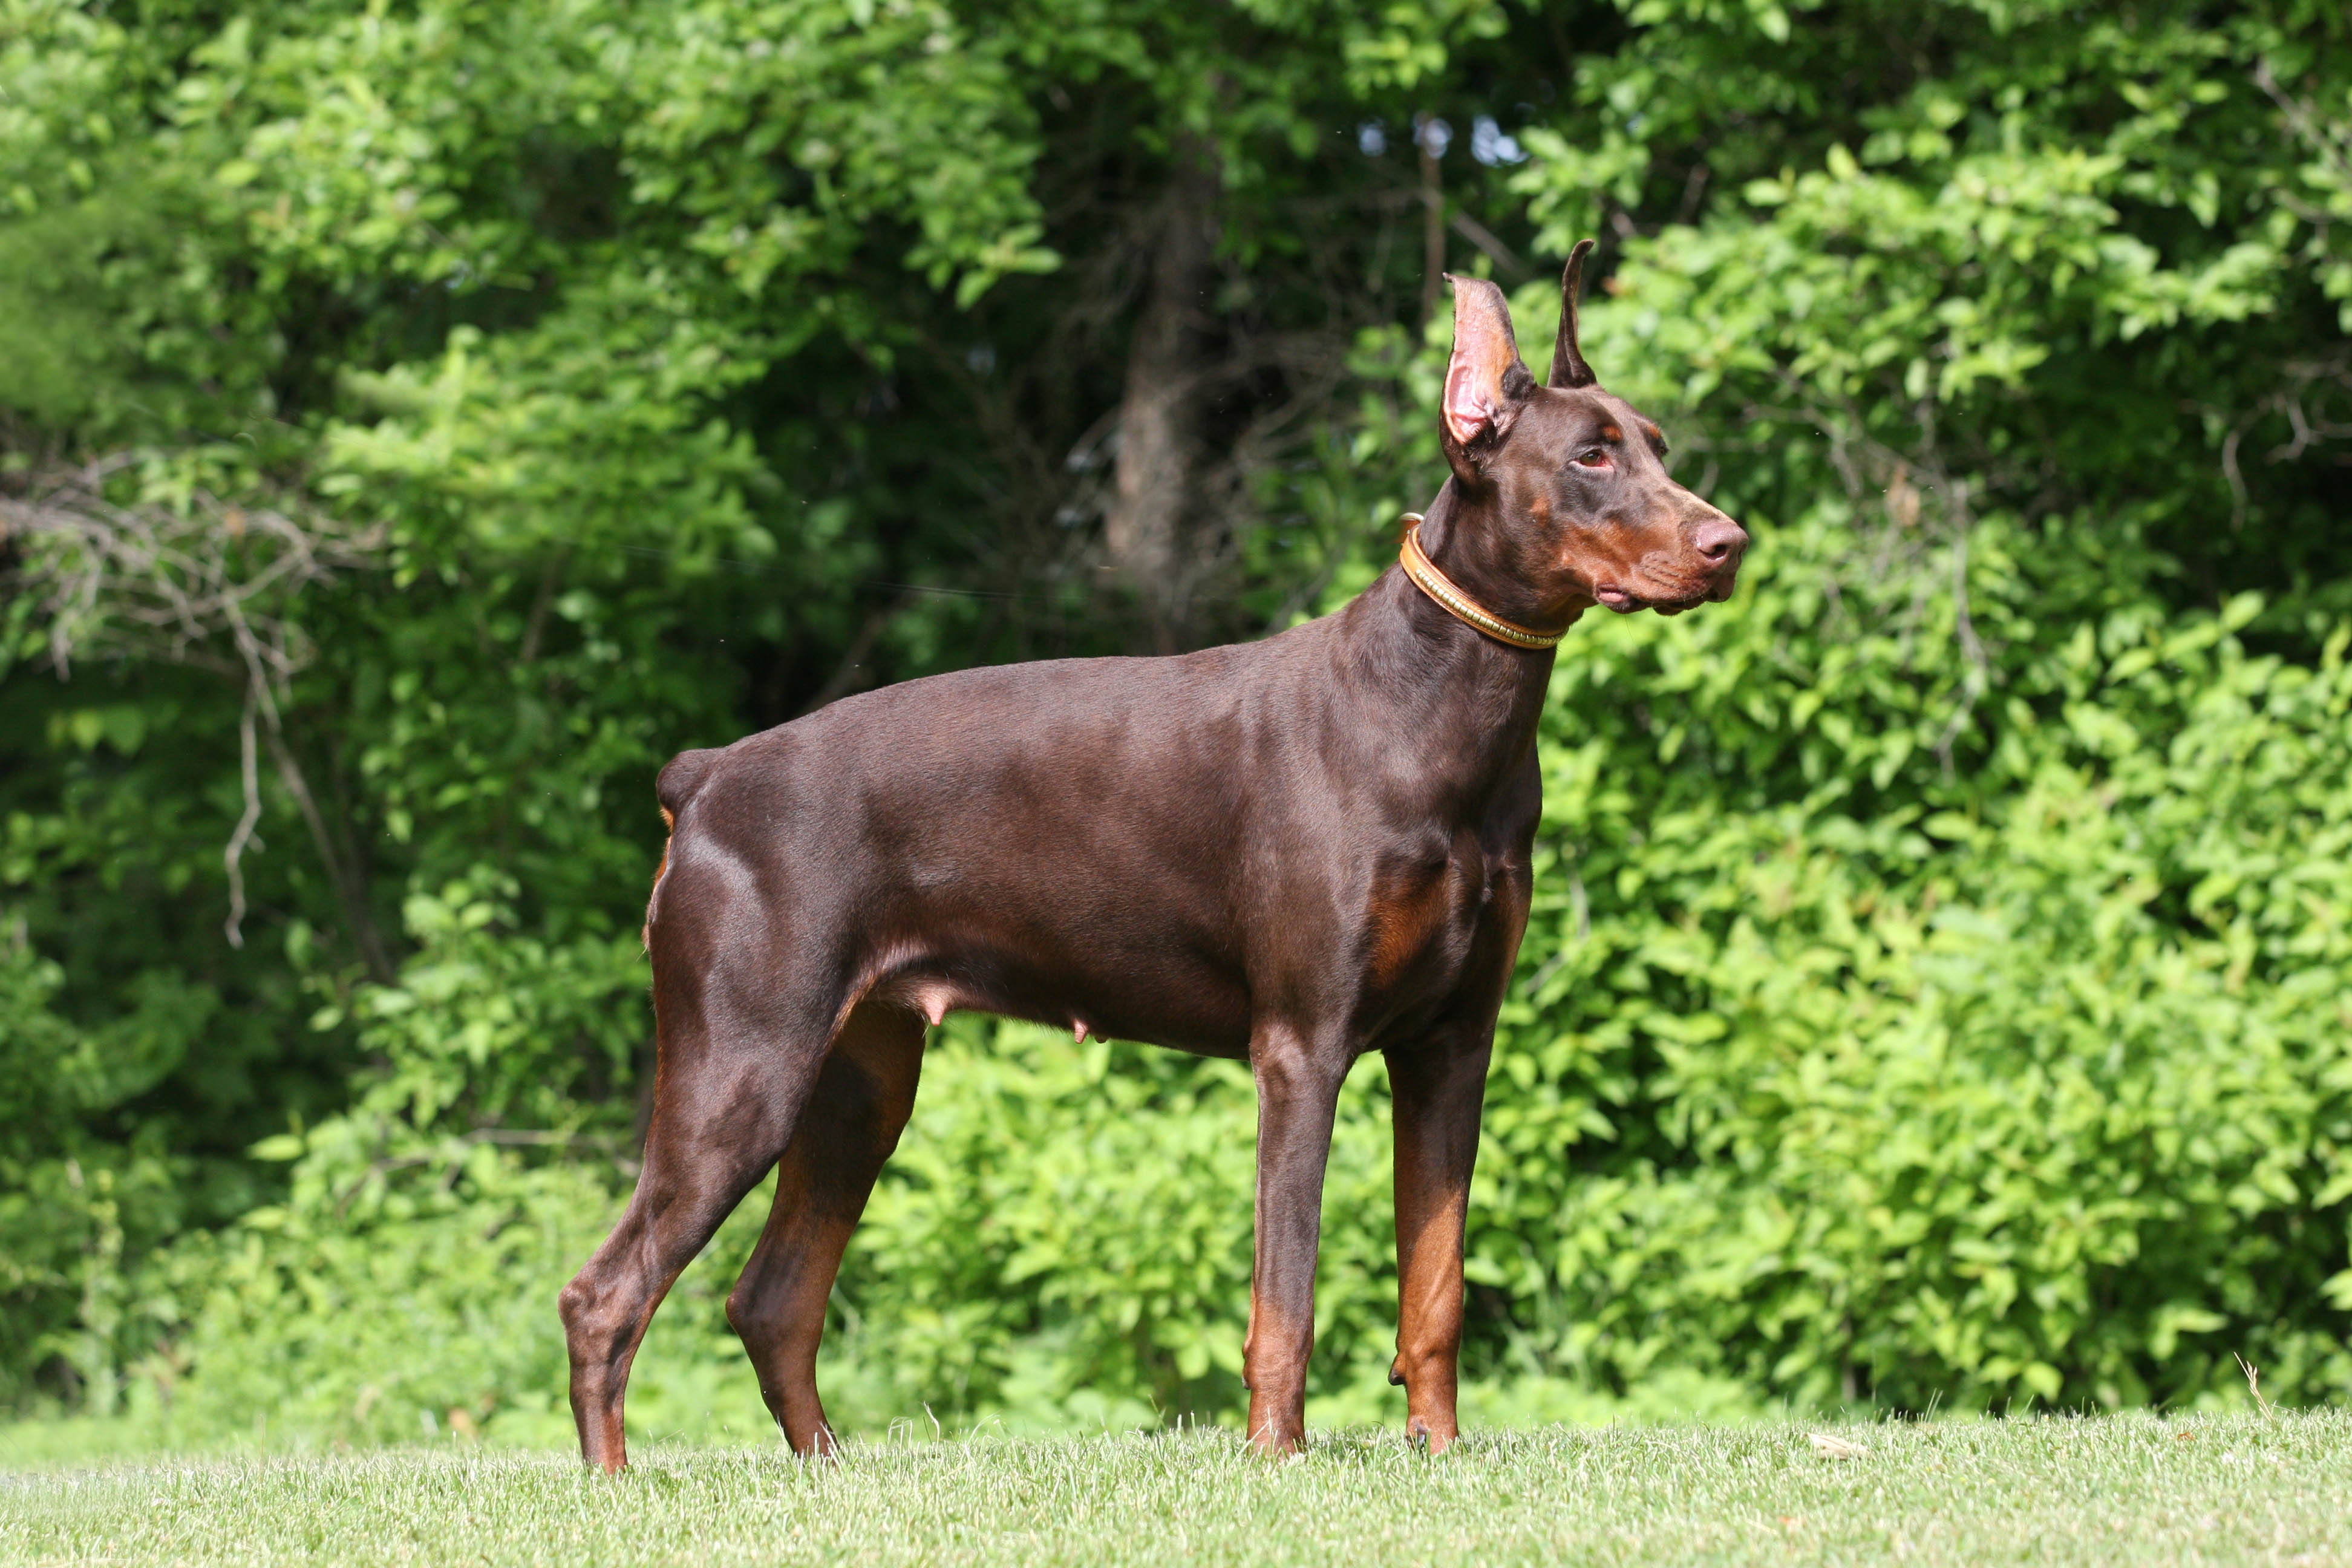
558 240 1746 1467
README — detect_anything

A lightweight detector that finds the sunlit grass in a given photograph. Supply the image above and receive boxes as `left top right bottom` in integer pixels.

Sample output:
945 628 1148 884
5 1412 2348 1566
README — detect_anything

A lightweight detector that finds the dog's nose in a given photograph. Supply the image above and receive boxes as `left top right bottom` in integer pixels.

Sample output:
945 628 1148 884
1693 515 1748 563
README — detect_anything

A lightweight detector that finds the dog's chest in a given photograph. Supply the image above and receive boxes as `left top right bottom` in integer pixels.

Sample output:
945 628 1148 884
1356 828 1524 1002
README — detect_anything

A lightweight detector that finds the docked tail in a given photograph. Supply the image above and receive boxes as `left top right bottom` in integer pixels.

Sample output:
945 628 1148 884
644 747 722 949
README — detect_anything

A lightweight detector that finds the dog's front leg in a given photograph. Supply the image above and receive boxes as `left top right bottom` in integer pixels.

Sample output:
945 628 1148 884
1243 1031 1351 1454
1383 1036 1492 1453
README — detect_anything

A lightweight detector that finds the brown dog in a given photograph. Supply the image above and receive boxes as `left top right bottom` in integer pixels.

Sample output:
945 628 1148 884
558 240 1746 1467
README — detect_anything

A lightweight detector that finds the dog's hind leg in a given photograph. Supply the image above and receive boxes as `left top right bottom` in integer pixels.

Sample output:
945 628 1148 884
559 934 838 1472
725 997 925 1455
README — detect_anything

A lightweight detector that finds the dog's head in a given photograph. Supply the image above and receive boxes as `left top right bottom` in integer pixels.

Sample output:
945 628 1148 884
1437 242 1745 619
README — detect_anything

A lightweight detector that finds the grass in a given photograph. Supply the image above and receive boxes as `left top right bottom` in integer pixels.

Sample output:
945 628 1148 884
4 1413 2350 1566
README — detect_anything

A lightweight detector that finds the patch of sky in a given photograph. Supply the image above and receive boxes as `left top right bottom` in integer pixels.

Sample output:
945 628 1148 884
1471 115 1526 166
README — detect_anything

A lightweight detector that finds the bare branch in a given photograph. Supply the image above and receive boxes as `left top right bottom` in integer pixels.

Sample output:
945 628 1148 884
2 458 383 677
224 688 264 947
3 456 390 969
2256 58 2352 195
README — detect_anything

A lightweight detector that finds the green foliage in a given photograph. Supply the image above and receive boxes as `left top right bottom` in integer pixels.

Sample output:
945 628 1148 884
1481 517 2352 1411
4 0 2351 1440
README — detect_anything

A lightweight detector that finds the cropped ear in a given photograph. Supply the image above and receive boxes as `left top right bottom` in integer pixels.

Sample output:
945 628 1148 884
1549 238 1598 390
1440 274 1535 478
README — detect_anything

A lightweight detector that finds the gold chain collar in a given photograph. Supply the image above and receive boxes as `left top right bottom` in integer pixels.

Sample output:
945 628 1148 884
1396 513 1565 651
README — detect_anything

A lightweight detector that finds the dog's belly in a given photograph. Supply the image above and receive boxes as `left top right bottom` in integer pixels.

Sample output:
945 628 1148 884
848 733 1260 1054
864 855 1255 1056
873 933 1255 1059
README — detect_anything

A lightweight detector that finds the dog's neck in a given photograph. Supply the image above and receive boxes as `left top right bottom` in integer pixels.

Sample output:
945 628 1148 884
1332 480 1570 804
1415 478 1590 633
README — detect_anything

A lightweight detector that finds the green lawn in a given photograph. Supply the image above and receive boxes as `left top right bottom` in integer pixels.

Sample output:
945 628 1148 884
3 1414 2347 1566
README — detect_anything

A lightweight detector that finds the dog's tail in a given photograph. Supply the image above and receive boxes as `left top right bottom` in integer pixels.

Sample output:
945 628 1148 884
644 748 722 949
655 746 720 822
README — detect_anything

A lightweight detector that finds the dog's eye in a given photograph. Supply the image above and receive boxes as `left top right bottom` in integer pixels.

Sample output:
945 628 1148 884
1572 448 1612 469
